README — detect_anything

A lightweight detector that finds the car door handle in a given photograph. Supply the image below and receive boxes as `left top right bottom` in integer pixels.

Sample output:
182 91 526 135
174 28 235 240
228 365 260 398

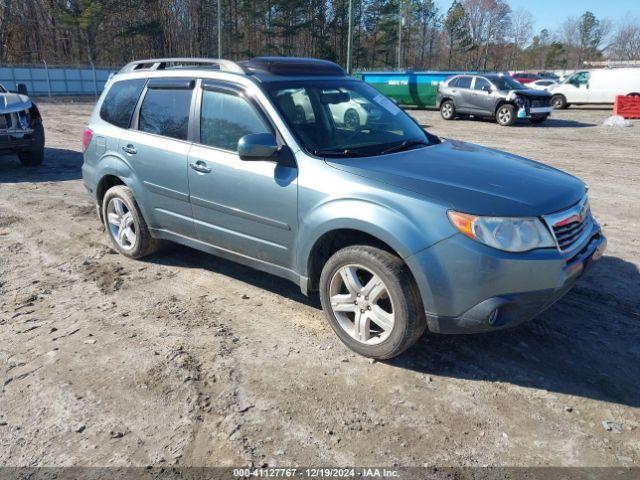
189 161 211 174
122 144 137 155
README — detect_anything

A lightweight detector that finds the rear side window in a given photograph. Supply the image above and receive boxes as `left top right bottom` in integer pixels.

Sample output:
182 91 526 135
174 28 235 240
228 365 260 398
139 88 193 140
100 79 146 129
457 76 472 89
200 89 270 151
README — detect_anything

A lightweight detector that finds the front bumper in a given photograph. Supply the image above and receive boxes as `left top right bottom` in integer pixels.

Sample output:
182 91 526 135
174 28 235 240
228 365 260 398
0 129 37 153
406 223 606 334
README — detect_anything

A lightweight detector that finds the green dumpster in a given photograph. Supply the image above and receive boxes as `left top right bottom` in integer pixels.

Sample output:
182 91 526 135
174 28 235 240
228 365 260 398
355 71 466 108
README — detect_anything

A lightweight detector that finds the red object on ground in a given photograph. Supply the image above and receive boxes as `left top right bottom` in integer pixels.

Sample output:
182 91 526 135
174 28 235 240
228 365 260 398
613 95 640 119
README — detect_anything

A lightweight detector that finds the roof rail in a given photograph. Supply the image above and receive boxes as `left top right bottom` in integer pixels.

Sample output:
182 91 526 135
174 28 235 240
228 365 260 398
119 58 245 75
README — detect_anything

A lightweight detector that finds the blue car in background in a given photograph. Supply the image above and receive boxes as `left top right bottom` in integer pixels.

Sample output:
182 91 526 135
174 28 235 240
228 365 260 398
81 57 606 359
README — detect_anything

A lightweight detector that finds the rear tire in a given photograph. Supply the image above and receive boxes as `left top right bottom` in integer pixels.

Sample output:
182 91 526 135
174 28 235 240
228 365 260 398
102 185 159 259
18 123 45 166
440 100 456 120
496 104 516 126
551 94 568 109
319 245 427 359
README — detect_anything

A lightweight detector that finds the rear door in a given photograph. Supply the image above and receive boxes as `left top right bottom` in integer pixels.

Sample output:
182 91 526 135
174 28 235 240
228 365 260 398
120 78 196 237
453 76 474 112
187 80 298 267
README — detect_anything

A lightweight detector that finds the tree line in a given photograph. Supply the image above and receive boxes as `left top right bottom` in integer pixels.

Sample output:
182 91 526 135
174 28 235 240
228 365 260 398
0 0 639 71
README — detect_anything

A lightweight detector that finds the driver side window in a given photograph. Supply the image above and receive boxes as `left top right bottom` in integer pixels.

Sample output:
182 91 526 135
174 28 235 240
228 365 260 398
570 72 590 86
473 77 491 91
200 89 271 151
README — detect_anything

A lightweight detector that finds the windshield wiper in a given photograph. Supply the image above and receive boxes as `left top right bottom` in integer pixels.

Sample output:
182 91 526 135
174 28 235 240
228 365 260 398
314 148 370 158
380 139 431 155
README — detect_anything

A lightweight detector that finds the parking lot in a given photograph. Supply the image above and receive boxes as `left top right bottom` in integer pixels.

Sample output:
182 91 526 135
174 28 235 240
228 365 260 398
0 102 638 467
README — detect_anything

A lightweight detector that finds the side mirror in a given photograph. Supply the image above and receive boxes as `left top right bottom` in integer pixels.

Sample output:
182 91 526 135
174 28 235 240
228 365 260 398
17 83 28 96
482 85 492 93
238 133 279 161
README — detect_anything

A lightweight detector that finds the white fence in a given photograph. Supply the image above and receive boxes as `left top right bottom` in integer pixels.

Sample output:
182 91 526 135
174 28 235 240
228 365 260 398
0 64 117 97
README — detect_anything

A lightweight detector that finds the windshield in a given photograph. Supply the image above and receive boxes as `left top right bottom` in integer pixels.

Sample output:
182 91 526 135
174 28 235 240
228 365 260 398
488 76 526 91
266 80 437 157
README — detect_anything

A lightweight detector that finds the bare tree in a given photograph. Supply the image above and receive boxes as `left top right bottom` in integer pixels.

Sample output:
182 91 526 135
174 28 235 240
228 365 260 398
608 16 640 60
508 8 533 69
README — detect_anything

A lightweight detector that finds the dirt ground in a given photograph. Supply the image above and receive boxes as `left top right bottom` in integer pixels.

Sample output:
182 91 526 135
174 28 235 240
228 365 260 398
0 101 638 468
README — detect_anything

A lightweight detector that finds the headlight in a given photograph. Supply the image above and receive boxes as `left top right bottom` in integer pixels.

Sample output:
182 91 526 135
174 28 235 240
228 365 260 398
448 211 556 252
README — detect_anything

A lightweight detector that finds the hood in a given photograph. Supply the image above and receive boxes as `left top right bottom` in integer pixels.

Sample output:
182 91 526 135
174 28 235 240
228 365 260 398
0 92 32 114
502 88 551 99
326 140 585 217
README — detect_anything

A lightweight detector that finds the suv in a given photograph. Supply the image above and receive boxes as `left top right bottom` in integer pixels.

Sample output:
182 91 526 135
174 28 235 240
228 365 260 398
0 83 45 166
437 74 553 126
82 57 606 359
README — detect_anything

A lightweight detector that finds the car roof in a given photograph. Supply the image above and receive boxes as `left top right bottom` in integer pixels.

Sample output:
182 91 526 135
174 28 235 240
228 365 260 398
111 56 349 87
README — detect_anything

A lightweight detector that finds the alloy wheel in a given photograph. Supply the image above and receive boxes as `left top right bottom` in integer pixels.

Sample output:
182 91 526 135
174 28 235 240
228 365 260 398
442 102 453 119
106 197 137 251
498 106 511 124
329 264 395 345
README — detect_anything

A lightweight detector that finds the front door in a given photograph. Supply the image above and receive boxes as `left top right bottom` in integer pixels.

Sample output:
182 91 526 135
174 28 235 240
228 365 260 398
566 71 591 103
187 82 298 268
468 77 495 114
120 78 196 237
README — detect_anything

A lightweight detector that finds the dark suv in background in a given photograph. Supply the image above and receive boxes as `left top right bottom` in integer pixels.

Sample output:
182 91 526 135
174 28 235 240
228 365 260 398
0 83 45 166
437 74 553 126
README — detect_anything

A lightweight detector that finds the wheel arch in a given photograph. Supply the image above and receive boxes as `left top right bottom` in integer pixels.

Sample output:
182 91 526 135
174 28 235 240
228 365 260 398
439 96 454 109
494 99 514 116
94 156 145 222
297 198 434 295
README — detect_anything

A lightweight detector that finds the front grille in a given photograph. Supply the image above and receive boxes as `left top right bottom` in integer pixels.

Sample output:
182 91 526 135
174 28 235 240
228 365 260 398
545 197 591 251
531 98 550 108
553 216 590 250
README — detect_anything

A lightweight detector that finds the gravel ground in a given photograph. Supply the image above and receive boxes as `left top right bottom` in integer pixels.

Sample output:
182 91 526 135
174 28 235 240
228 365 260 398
0 101 638 467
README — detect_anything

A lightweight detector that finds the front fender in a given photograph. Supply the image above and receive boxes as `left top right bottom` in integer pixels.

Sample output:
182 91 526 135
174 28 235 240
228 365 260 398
296 197 435 276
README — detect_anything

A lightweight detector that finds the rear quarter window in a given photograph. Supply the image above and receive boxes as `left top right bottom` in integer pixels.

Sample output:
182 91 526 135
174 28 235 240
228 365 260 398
100 79 146 129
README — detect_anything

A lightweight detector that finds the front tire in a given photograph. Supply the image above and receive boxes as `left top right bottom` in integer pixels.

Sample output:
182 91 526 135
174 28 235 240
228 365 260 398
496 104 516 126
102 185 159 259
18 123 45 166
319 245 426 359
440 100 455 120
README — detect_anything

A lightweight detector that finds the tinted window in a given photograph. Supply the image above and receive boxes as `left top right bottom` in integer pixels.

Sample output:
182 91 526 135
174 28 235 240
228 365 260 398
448 77 460 87
473 77 491 91
200 89 270 151
139 88 192 140
100 79 146 128
457 76 472 89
